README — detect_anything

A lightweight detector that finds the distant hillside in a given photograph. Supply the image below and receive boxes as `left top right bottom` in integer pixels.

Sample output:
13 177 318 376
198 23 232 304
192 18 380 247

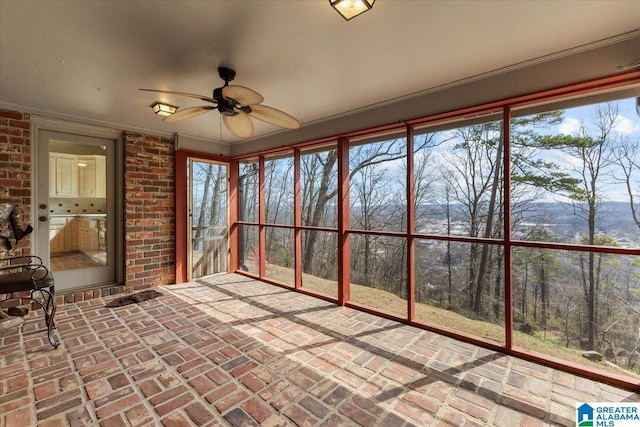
519 201 639 239
414 201 640 243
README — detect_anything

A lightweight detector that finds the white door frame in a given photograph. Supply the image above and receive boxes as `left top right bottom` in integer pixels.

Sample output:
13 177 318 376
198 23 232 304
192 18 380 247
31 117 124 287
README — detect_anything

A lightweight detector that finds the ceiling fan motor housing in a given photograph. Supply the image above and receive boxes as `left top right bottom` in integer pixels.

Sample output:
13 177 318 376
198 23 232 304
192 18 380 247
218 66 236 83
213 87 239 115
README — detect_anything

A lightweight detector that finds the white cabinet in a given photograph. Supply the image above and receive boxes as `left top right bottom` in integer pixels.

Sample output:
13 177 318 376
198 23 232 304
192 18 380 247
77 156 96 198
49 216 79 254
49 216 103 255
49 217 67 254
66 218 79 251
50 153 106 198
49 157 56 197
95 155 106 197
79 217 107 252
49 153 78 197
78 217 101 254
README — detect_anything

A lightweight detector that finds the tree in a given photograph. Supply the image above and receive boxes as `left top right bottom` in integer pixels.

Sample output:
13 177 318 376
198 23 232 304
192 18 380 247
301 150 338 276
301 138 410 275
351 163 387 284
438 121 502 314
238 162 258 270
529 228 558 328
615 135 640 229
264 157 294 262
532 104 619 349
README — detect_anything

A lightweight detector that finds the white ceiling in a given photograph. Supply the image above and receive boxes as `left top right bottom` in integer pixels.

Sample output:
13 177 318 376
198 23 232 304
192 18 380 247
1 1 639 150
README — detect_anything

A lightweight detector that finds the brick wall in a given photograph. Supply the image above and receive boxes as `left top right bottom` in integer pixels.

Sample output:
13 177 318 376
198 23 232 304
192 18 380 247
0 109 34 309
0 109 32 257
124 132 176 290
0 108 177 309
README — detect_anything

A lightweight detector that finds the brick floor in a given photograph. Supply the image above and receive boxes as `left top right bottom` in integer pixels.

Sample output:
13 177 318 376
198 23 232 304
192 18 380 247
1 274 638 426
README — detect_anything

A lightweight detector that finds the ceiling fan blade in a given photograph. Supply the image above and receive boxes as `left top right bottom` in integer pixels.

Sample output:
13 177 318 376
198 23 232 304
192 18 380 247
162 106 214 123
248 104 301 129
221 85 264 106
223 112 254 138
139 88 216 104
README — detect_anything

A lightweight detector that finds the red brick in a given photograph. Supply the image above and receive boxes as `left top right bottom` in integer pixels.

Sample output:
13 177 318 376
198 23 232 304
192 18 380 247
402 390 440 415
149 385 188 405
214 388 250 413
231 360 258 378
500 395 546 419
79 360 119 381
65 407 93 426
393 400 435 425
99 413 126 427
36 418 65 427
95 394 141 419
283 405 318 426
5 406 33 427
125 403 155 426
162 412 191 427
59 373 80 392
288 370 315 389
319 414 350 427
7 373 28 393
154 393 193 417
339 401 377 426
184 402 215 426
177 357 207 374
271 385 303 411
33 382 58 400
0 109 24 120
520 414 546 427
435 409 465 427
309 379 336 400
37 397 83 421
322 384 350 406
257 414 288 427
8 120 29 130
242 397 273 423
299 395 331 419
107 373 129 390
93 387 136 408
36 389 81 410
188 376 216 396
240 372 266 392
449 397 490 423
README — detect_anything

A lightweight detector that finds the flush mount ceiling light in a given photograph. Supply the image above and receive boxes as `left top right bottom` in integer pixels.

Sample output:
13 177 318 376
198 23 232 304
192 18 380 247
150 101 178 117
330 0 374 21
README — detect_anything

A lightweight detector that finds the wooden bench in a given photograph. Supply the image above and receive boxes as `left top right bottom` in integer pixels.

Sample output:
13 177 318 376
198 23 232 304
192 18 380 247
0 255 59 348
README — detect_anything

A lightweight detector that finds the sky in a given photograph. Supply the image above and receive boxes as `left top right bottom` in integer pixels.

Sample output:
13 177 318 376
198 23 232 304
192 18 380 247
547 96 640 202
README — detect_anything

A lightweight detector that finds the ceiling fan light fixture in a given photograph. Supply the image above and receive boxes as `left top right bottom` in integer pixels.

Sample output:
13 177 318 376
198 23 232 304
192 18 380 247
141 67 300 138
330 0 374 21
150 101 178 116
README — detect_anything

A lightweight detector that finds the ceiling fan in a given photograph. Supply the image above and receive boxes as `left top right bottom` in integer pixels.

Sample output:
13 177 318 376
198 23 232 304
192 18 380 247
140 67 300 138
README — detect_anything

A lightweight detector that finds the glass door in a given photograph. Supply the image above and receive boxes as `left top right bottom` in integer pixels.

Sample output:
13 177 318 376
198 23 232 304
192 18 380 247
188 158 228 280
37 130 116 290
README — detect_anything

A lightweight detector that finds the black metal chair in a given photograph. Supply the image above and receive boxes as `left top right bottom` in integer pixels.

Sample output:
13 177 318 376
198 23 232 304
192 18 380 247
0 255 59 348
